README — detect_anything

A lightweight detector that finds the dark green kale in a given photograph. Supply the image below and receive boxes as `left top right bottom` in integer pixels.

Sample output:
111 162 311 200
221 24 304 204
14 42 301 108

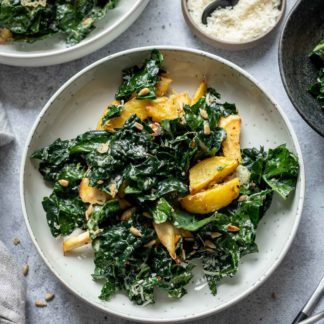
92 212 193 304
0 0 118 45
42 192 87 237
263 145 299 199
308 39 324 109
309 39 324 67
101 104 124 126
115 50 164 101
308 67 324 107
242 145 298 199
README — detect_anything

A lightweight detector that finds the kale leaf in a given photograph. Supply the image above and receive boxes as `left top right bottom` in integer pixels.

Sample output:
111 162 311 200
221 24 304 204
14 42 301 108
308 39 324 109
42 192 87 237
263 145 299 199
115 50 164 101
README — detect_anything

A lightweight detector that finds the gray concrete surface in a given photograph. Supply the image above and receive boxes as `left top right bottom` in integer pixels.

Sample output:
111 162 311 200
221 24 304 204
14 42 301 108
0 0 323 323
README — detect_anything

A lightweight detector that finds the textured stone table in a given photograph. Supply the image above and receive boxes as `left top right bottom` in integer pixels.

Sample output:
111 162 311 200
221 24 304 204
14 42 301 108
0 0 324 323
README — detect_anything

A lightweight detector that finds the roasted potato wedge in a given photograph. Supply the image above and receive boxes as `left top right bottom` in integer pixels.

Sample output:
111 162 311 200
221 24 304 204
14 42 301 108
180 178 240 214
99 99 150 130
156 76 172 97
219 115 242 162
146 92 190 122
191 81 207 105
79 178 110 205
63 231 91 254
189 156 239 194
153 221 181 260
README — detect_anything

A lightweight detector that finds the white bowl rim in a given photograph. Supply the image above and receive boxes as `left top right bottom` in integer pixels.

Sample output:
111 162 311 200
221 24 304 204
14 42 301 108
0 0 147 59
20 45 305 323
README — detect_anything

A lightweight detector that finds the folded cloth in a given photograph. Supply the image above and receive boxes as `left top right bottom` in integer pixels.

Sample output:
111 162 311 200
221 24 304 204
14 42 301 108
0 104 23 323
0 102 14 147
0 242 25 324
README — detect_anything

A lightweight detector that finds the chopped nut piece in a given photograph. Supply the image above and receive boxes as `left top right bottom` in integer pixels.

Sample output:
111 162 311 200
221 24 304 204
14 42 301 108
199 109 209 119
150 122 161 136
35 300 47 307
58 179 69 187
82 17 93 28
97 180 104 185
203 122 211 135
238 195 248 202
134 122 144 131
227 224 240 232
45 293 55 302
97 143 109 154
138 87 150 97
12 238 20 246
144 240 156 248
206 248 215 253
121 208 134 221
85 205 93 220
22 264 29 276
211 232 222 239
129 226 142 237
109 183 118 198
204 240 216 249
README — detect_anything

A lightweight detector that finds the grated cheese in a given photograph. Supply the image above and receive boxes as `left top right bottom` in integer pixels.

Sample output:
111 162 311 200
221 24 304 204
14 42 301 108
187 0 281 43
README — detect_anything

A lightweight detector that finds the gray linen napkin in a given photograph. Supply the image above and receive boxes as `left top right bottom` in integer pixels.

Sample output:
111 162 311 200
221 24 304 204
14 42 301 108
0 242 25 324
0 103 25 324
0 102 14 146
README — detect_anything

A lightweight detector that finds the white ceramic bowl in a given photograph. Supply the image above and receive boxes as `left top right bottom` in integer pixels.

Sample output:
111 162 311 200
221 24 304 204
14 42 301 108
20 46 305 322
0 0 150 67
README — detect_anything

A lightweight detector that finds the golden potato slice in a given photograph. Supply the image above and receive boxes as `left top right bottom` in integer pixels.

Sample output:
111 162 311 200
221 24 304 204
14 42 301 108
180 178 240 214
79 178 110 205
153 221 181 260
63 231 91 254
97 100 120 130
189 156 239 194
99 99 150 131
191 81 207 105
219 115 242 162
146 92 190 122
156 76 173 97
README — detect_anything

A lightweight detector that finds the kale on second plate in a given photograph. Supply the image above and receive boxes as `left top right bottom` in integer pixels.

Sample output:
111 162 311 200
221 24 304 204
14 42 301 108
31 50 299 305
0 0 118 45
308 39 324 109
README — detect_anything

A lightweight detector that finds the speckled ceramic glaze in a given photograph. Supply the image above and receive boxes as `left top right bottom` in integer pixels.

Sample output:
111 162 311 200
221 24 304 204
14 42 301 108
279 0 324 136
21 47 305 322
0 0 150 67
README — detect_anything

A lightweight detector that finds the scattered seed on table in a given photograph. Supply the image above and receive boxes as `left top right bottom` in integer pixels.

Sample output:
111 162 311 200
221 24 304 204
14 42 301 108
12 238 20 245
35 300 47 307
45 292 55 302
22 264 29 276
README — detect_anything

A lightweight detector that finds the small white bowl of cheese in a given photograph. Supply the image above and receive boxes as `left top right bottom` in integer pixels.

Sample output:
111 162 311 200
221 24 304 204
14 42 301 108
182 0 286 50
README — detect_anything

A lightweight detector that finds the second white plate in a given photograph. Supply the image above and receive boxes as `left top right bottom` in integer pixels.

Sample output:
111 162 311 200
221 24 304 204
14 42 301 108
0 0 150 67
